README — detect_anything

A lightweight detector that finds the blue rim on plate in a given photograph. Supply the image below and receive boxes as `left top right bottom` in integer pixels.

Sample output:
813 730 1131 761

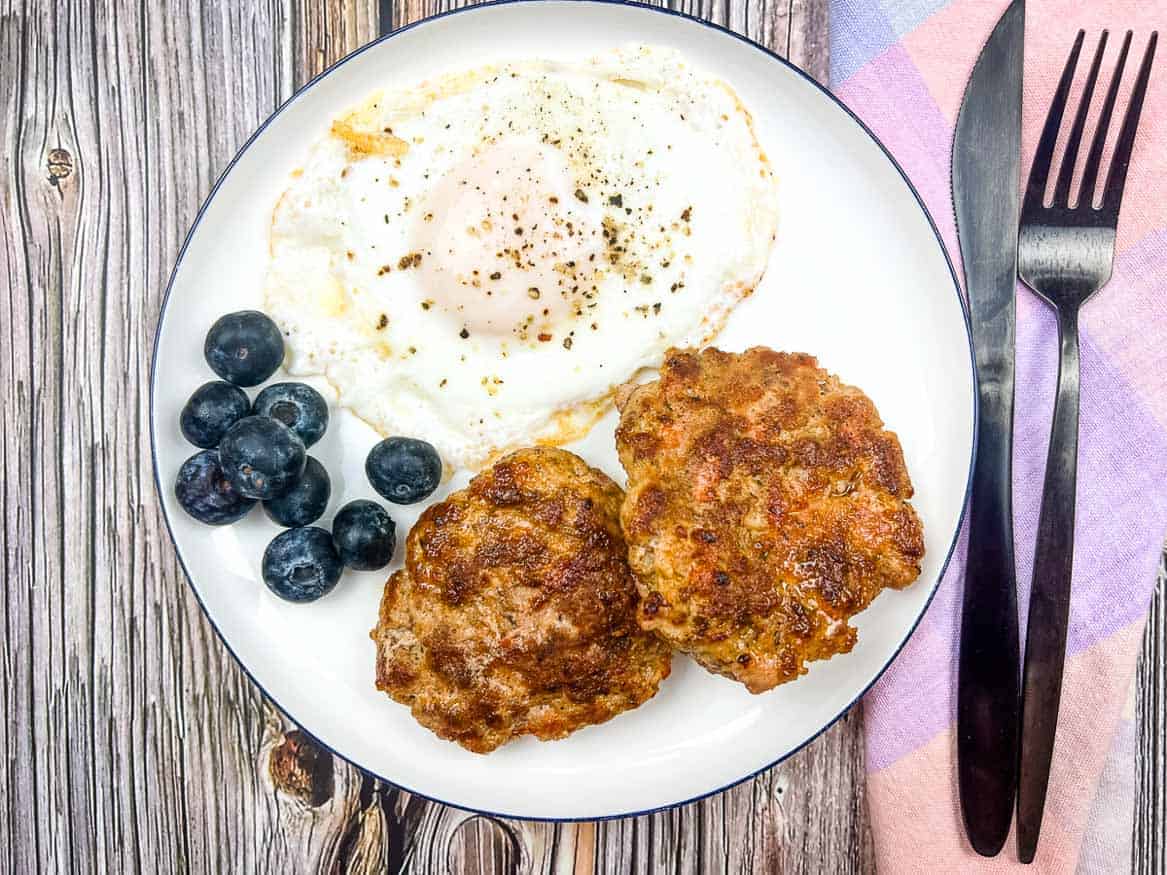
149 0 978 823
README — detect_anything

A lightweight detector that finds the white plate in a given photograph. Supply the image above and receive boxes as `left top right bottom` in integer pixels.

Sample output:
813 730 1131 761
151 0 974 820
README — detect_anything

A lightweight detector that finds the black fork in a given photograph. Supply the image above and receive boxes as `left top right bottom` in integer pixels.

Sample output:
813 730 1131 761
1015 29 1158 864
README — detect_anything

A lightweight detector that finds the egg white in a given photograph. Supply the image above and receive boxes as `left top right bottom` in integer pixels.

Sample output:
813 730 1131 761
265 45 779 470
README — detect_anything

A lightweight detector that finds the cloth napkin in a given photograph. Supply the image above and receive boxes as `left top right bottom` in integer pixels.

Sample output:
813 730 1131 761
830 0 1167 870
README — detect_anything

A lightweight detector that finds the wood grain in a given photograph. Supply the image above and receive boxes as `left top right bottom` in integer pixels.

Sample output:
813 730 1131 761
0 0 1158 872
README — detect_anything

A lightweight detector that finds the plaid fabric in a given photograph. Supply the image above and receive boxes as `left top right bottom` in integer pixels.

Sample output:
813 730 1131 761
830 1 1165 870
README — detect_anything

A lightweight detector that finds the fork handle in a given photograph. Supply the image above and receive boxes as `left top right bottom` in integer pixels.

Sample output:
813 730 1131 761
1017 306 1081 864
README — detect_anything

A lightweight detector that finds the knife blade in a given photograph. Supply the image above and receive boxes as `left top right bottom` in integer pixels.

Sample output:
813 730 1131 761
951 0 1025 858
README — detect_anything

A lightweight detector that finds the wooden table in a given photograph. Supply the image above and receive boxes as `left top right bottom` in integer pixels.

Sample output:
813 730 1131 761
2 1 1162 871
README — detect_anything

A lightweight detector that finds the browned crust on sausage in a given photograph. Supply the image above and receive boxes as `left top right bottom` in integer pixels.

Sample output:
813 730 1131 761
371 447 672 752
615 347 925 693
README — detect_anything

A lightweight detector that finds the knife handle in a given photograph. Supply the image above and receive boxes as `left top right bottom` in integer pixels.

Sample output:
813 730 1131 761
958 378 1020 857
1016 310 1081 863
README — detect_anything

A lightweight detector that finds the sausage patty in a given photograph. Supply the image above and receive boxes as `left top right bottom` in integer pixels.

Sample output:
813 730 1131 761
615 347 925 693
371 447 672 752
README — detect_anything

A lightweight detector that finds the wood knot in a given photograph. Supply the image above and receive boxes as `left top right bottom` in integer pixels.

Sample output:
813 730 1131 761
47 148 73 184
269 729 334 806
446 816 521 875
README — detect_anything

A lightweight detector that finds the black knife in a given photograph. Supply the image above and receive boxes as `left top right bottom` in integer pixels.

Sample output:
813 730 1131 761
951 0 1025 858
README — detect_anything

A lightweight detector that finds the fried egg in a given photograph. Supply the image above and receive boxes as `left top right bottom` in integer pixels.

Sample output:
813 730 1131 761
265 45 779 469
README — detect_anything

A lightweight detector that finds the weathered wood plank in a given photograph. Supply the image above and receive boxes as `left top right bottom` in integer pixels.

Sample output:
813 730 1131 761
0 2 378 873
141 3 384 870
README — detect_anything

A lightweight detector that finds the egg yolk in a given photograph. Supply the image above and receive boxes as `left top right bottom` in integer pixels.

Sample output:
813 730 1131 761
413 138 603 339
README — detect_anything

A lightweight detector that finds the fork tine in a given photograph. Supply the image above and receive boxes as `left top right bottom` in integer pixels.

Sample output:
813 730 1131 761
1079 31 1132 205
1053 32 1108 205
1025 31 1085 210
1101 32 1158 216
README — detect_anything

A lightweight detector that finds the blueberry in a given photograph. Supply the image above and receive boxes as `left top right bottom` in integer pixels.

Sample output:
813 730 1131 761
263 456 331 527
332 499 396 571
366 436 442 504
219 415 306 499
204 310 285 387
179 381 251 448
262 527 343 603
174 449 256 525
253 382 329 448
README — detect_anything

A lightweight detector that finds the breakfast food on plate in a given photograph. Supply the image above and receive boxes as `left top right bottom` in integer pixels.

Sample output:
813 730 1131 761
366 436 443 504
332 499 397 571
175 449 257 525
181 381 252 448
262 456 331 527
218 416 307 500
263 526 344 603
253 382 330 448
615 347 925 693
204 310 285 387
371 447 672 752
265 45 780 469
